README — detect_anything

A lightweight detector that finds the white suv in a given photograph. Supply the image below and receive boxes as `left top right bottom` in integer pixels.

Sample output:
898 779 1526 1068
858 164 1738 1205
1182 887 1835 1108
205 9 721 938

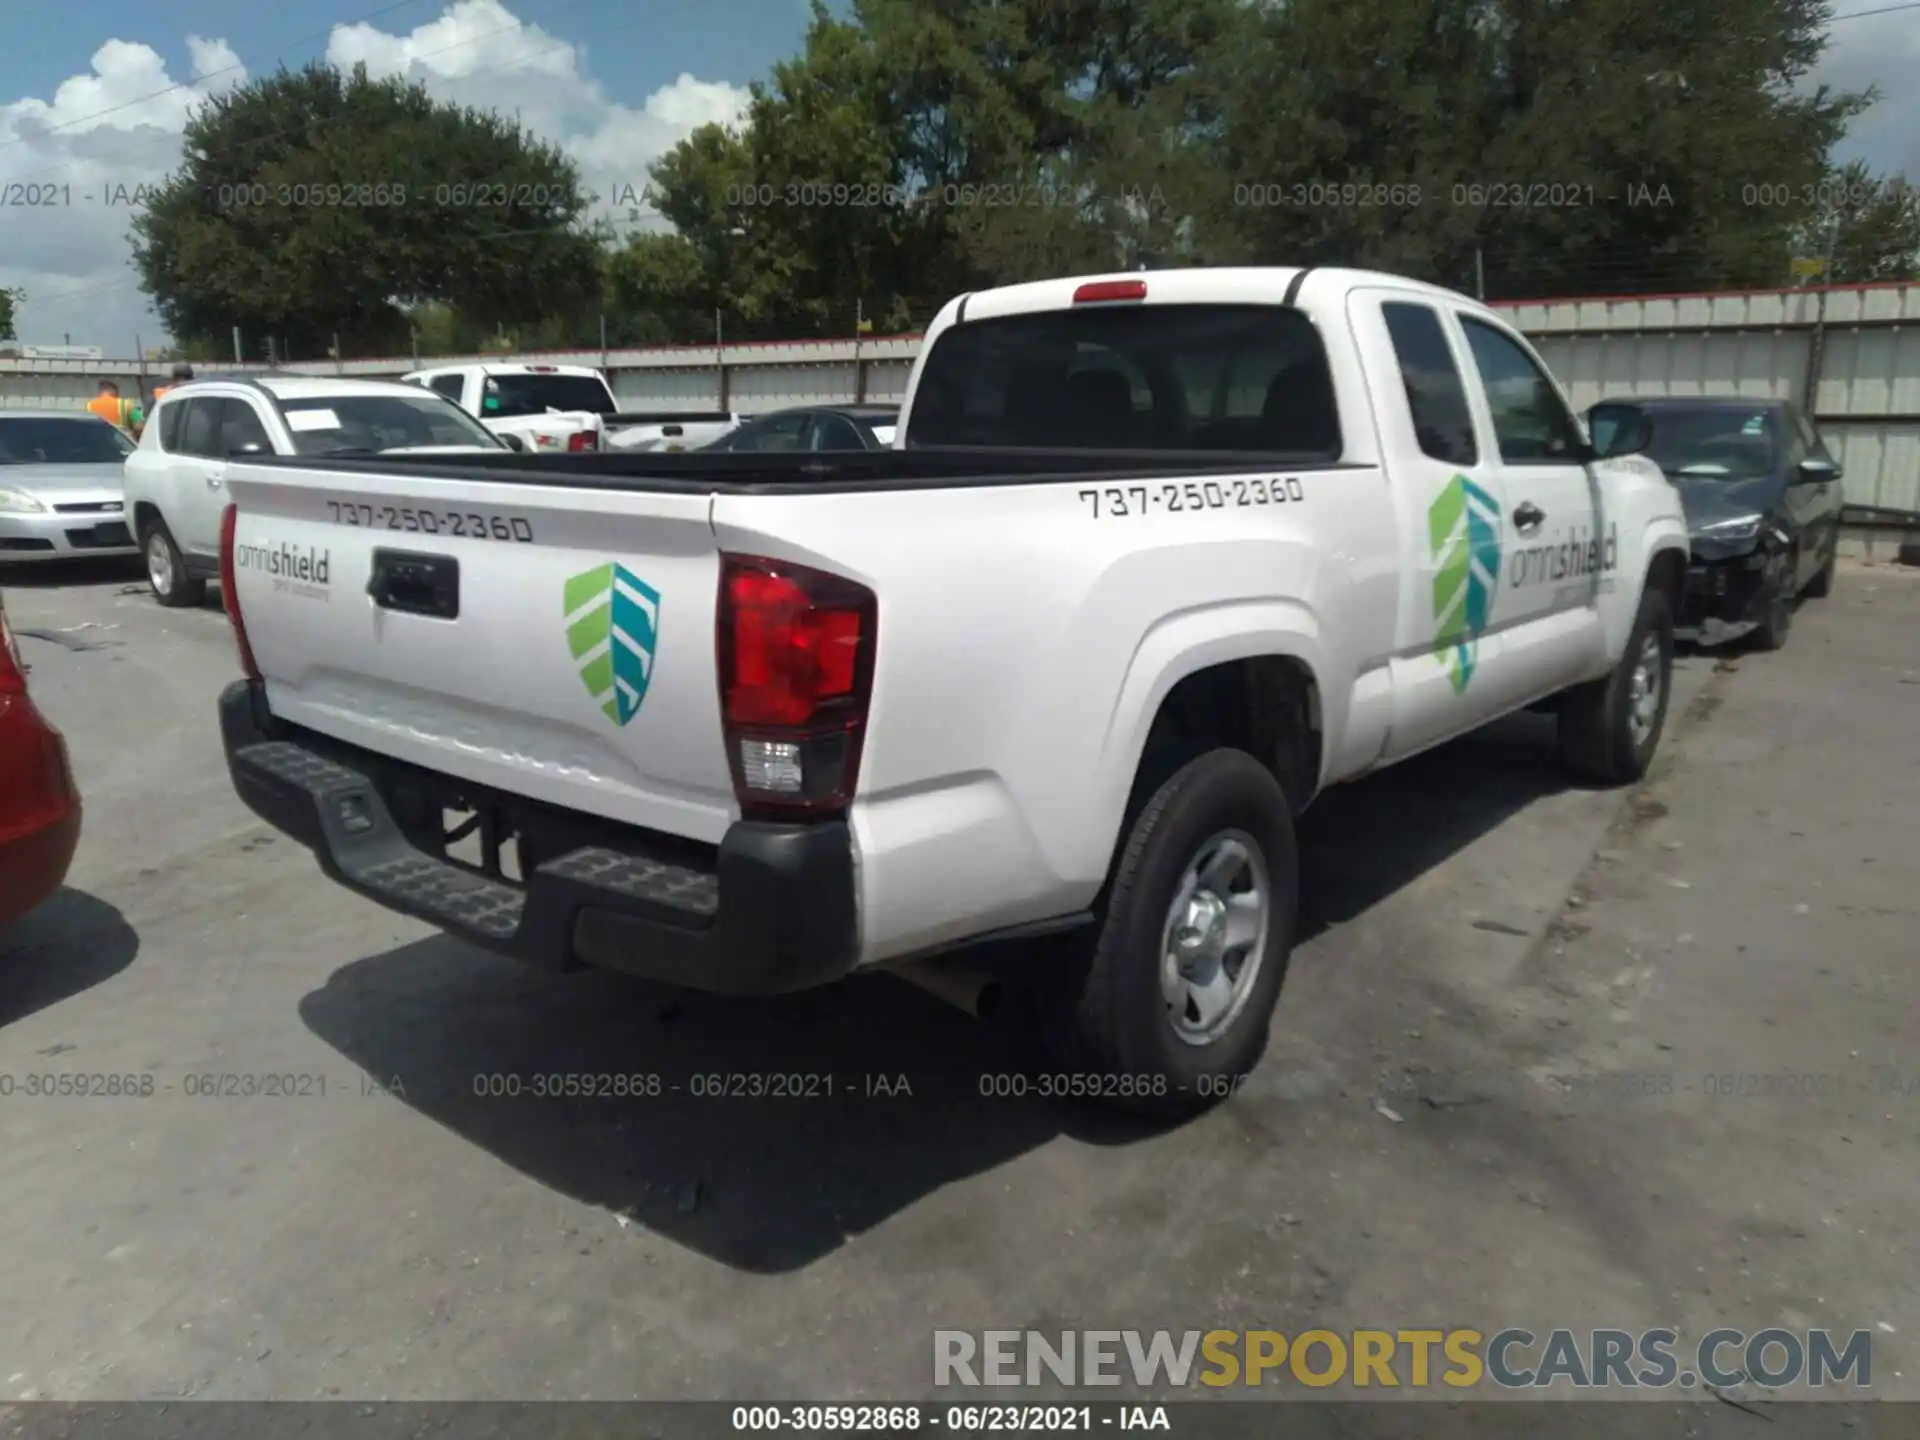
122 374 506 606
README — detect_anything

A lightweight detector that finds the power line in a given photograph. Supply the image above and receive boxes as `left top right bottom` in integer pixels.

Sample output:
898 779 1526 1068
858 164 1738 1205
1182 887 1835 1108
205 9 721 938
1827 1 1920 18
0 0 436 153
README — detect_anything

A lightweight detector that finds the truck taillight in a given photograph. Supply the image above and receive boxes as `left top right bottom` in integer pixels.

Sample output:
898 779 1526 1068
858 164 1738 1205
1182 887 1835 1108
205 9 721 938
568 430 598 452
218 503 262 682
1073 278 1147 304
716 554 876 817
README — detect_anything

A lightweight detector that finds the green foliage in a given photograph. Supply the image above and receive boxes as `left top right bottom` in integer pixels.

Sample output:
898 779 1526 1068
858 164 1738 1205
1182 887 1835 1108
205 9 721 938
0 286 20 342
1810 161 1920 283
133 62 603 357
127 4 1916 351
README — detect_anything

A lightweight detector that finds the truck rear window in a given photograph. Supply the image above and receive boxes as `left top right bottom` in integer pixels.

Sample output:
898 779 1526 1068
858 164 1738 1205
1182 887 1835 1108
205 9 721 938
904 303 1341 457
481 373 615 417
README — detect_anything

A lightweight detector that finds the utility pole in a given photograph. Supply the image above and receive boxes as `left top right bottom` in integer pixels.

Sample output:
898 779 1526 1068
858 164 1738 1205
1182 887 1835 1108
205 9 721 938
232 326 242 365
599 313 608 370
1802 211 1843 416
1474 248 1486 301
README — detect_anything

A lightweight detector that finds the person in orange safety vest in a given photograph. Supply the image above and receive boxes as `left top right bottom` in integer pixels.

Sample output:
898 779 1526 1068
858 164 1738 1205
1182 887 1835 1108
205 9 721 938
85 380 140 433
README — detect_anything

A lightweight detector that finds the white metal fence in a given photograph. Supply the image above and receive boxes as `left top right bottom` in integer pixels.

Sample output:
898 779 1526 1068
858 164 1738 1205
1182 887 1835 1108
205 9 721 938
6 281 1916 550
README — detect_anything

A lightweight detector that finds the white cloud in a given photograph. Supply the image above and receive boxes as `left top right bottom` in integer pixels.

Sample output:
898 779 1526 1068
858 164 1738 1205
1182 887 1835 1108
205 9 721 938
1815 8 1920 182
0 0 747 353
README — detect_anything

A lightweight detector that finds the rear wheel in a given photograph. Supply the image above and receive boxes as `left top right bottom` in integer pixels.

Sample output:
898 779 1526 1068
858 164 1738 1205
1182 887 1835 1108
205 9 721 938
1052 748 1297 1118
1558 585 1674 785
143 518 205 608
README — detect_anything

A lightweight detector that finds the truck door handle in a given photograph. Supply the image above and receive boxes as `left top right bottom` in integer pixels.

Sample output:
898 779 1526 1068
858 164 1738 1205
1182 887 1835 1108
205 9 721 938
1512 502 1545 532
368 548 460 619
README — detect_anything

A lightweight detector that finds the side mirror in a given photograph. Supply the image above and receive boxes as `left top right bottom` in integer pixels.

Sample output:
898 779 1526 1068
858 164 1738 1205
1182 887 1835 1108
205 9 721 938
1796 457 1840 485
500 433 527 452
1585 404 1653 459
227 441 266 457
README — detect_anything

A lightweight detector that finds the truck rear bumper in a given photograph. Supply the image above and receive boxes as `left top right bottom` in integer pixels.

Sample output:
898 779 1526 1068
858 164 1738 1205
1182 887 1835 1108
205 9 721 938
218 680 859 994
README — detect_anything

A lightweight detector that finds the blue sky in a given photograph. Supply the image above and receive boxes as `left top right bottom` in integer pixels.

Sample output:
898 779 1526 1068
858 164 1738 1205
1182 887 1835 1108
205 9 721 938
2 0 1915 351
0 0 814 124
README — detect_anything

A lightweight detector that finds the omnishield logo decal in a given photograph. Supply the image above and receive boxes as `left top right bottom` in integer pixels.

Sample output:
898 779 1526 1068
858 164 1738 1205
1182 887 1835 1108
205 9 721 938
563 562 660 726
1429 474 1501 693
234 539 330 602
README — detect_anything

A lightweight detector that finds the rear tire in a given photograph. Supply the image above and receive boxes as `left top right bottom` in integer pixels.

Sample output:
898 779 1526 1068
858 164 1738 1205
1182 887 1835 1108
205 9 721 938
143 519 205 608
1557 585 1674 786
1052 748 1298 1119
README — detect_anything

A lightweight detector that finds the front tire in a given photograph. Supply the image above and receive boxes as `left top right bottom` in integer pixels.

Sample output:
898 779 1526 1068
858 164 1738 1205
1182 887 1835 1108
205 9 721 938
1751 575 1793 651
143 519 205 609
1557 585 1675 785
1054 749 1298 1118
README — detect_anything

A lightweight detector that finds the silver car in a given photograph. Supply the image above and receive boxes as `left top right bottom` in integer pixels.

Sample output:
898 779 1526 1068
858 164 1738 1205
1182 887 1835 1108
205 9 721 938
0 410 139 563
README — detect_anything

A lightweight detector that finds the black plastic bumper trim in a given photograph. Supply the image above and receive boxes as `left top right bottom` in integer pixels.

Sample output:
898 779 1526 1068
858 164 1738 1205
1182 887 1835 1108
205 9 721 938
218 680 859 994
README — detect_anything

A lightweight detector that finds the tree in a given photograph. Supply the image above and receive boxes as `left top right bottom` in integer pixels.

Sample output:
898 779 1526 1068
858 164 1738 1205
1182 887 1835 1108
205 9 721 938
0 287 20 342
604 232 714 344
1802 161 1920 283
1202 0 1870 298
132 62 605 358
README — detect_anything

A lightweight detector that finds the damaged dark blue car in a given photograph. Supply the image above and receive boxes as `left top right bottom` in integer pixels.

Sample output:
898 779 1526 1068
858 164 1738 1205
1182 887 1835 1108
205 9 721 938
1586 397 1844 650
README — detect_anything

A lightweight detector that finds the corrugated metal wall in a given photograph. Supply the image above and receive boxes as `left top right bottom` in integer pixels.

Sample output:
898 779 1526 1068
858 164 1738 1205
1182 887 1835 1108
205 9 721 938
1514 285 1920 548
5 283 1916 539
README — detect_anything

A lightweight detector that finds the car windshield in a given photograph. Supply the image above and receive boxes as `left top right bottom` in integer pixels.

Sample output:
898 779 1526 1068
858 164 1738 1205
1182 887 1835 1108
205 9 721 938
903 303 1341 455
280 393 506 455
480 372 614 417
0 417 136 464
1603 406 1778 480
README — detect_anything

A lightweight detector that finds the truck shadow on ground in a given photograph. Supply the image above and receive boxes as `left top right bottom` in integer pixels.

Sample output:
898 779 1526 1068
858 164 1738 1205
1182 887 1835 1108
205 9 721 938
297 711 1587 1274
0 887 139 1027
1294 709 1570 937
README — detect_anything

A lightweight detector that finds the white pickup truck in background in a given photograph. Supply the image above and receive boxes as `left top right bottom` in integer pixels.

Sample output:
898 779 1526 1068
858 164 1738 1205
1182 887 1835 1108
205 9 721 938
217 265 1688 1114
402 361 741 454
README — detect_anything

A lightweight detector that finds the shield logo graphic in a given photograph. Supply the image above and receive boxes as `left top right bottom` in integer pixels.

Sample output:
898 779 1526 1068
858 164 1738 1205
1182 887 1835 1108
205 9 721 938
1428 473 1502 694
563 562 661 726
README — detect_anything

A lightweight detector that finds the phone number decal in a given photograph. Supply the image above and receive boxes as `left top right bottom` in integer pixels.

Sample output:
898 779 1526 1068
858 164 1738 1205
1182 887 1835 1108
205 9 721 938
326 500 533 541
1079 475 1305 518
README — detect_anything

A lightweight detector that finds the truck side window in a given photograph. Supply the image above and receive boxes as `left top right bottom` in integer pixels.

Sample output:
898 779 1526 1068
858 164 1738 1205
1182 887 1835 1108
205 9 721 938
1459 317 1584 464
430 375 464 402
1381 302 1477 466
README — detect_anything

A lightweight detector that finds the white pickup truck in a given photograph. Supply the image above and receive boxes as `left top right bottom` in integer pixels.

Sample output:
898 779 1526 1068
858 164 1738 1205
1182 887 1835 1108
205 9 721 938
401 361 740 454
216 266 1688 1114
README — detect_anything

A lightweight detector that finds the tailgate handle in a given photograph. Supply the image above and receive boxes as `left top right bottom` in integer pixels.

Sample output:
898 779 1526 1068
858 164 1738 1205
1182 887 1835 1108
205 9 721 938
368 548 459 619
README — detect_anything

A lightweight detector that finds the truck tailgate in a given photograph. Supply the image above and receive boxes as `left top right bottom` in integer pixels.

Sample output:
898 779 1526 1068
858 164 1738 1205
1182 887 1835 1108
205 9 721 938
223 462 736 843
